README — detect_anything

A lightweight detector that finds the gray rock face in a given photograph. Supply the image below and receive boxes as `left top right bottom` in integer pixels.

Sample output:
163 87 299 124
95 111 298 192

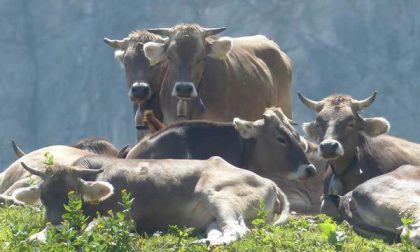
1 0 420 169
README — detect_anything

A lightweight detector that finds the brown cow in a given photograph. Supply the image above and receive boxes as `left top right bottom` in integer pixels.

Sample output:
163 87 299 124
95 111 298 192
127 107 324 214
13 156 289 245
298 91 420 214
104 31 167 139
144 23 292 123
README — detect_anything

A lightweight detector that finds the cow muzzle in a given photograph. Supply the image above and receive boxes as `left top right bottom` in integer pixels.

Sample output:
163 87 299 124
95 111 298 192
319 139 344 159
129 82 151 102
288 163 317 180
172 82 197 99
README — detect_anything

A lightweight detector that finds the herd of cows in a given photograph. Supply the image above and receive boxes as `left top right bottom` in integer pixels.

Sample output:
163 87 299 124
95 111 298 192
0 23 420 247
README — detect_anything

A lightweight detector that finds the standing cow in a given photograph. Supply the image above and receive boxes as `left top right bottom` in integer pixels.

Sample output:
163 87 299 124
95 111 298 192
104 30 167 139
142 23 292 123
298 91 420 214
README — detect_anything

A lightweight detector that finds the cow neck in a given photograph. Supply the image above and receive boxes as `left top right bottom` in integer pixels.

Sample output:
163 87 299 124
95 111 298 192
237 136 256 169
187 75 205 120
328 148 359 178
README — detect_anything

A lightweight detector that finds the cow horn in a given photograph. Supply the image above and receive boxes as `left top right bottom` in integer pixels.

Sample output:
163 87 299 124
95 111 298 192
72 167 105 177
297 92 321 111
20 162 46 178
12 140 26 158
351 91 378 111
116 145 130 158
147 28 171 37
288 119 298 126
103 37 130 49
204 27 226 37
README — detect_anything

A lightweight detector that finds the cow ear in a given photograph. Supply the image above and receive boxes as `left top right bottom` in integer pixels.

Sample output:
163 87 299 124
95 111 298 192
78 179 114 203
207 37 232 60
302 122 318 141
12 185 41 205
233 117 260 139
143 42 167 66
363 117 390 137
114 50 125 63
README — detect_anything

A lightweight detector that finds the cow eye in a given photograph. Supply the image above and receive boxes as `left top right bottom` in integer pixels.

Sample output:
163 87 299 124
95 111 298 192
277 136 287 144
347 122 355 128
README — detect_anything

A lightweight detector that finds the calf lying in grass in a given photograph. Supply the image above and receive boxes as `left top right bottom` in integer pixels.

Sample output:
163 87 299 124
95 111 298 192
12 156 289 246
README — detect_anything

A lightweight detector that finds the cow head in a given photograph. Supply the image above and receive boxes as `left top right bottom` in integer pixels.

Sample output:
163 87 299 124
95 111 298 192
298 91 390 162
12 162 113 225
104 30 166 135
233 107 317 180
144 24 232 114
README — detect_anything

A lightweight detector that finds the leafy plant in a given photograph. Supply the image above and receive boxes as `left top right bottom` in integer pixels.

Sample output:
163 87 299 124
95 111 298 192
43 152 54 166
318 216 346 250
251 199 270 229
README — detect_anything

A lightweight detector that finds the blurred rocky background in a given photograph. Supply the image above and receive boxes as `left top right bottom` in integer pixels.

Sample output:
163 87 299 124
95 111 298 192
1 0 420 169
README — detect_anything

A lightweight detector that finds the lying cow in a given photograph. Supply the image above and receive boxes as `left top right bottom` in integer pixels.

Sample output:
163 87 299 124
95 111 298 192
71 137 130 158
336 164 420 247
127 107 324 214
298 91 420 214
13 156 289 245
12 137 129 159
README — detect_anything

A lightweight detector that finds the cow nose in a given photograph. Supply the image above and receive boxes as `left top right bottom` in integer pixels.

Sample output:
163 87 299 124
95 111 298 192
320 139 339 152
129 82 151 101
172 82 198 99
305 164 317 177
319 139 344 159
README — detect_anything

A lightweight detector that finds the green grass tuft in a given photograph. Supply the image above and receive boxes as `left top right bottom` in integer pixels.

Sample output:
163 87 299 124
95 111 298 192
0 196 419 251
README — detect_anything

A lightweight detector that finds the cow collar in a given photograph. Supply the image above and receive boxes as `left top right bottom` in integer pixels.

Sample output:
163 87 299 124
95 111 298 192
328 148 359 178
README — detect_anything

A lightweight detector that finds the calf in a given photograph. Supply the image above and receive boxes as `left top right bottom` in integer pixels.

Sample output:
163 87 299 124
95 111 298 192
13 156 289 245
127 107 324 214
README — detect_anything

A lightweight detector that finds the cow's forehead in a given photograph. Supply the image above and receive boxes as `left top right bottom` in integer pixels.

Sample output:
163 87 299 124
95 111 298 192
264 108 299 138
170 24 204 36
318 105 354 122
128 30 163 44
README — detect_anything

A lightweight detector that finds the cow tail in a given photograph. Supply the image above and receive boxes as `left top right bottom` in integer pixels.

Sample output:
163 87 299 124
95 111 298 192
273 185 290 226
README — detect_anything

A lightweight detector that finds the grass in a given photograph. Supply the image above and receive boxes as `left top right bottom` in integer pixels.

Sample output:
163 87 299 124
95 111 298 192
0 191 418 252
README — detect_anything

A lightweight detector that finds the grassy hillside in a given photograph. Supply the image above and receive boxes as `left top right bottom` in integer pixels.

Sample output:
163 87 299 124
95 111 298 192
0 192 418 252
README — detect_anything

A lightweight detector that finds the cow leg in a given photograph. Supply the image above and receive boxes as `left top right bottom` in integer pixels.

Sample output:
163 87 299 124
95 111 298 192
30 226 53 243
85 219 100 234
401 223 420 248
0 194 24 206
194 221 223 244
199 196 250 245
